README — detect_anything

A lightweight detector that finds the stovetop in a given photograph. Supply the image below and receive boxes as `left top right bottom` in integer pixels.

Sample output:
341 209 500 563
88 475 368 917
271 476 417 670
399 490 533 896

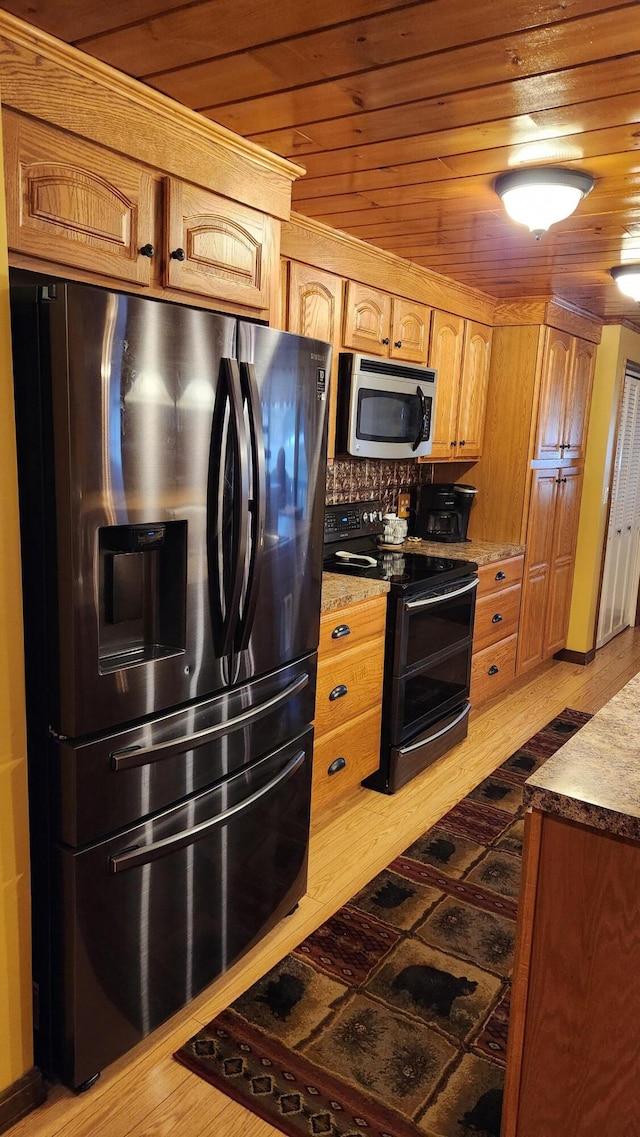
323 501 477 594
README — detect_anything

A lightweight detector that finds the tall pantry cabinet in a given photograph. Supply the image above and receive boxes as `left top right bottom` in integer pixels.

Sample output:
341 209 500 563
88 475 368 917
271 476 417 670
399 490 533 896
468 321 596 673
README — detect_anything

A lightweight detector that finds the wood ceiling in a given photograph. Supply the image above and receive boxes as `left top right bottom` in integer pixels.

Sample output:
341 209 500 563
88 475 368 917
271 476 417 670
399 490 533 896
3 0 640 327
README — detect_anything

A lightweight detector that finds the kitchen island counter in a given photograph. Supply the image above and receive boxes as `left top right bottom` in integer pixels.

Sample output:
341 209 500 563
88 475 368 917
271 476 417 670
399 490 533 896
524 669 640 839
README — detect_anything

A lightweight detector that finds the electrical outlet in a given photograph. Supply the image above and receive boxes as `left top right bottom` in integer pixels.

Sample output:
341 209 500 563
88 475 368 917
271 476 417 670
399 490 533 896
397 492 411 519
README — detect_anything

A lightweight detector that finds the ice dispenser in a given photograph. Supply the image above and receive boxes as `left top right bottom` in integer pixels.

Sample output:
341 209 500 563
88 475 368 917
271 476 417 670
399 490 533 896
98 521 187 671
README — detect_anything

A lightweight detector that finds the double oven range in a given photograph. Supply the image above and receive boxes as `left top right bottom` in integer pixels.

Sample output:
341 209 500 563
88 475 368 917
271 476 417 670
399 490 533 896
323 501 478 793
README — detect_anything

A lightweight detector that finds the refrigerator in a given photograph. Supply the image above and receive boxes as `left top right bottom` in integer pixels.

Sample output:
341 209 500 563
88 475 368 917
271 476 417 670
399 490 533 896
9 270 330 1089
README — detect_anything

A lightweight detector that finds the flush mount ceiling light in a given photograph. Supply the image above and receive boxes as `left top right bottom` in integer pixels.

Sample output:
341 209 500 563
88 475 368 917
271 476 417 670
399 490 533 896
495 167 595 239
611 266 640 303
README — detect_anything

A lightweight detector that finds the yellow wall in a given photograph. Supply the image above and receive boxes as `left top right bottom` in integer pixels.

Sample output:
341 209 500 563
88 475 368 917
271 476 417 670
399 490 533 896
567 324 640 654
0 98 33 1087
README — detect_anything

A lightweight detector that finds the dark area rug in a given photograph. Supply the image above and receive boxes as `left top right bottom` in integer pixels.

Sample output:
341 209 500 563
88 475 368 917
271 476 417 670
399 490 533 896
174 708 591 1137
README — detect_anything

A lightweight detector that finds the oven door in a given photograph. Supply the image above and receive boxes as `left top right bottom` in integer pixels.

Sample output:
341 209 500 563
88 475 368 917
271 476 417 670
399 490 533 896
388 638 473 746
390 574 478 677
348 373 433 459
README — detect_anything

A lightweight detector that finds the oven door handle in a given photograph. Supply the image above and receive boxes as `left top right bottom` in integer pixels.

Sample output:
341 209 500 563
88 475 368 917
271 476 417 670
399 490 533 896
396 702 471 755
404 576 478 610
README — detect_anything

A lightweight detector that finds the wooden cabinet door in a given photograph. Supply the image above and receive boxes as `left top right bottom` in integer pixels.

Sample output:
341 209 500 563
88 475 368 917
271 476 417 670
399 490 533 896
342 280 392 356
517 469 559 674
286 261 342 459
544 466 584 656
563 338 596 461
427 309 465 460
457 321 492 459
534 328 572 462
165 178 276 311
4 109 155 286
389 298 430 363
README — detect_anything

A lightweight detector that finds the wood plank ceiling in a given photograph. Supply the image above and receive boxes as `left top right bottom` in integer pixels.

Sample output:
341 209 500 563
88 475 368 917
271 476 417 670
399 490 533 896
3 0 640 327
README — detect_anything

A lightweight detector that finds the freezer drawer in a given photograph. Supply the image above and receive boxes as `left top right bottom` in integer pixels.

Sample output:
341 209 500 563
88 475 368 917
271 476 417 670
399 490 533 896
57 654 316 845
50 729 313 1089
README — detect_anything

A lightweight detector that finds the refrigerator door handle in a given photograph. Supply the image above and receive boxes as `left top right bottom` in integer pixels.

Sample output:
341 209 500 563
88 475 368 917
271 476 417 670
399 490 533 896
236 361 266 652
109 671 310 769
208 357 250 657
109 748 306 872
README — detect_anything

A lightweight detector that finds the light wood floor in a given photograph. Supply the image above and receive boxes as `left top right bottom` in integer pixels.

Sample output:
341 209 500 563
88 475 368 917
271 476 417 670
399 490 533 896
9 626 640 1137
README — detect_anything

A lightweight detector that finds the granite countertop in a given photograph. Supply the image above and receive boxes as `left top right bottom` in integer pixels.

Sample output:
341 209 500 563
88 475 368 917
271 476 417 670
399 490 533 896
380 537 525 565
524 671 640 840
321 573 390 614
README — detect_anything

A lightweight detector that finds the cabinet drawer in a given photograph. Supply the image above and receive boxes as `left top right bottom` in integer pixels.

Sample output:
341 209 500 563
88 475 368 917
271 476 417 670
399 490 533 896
315 643 384 736
473 584 522 653
312 706 382 817
477 555 524 598
471 634 518 707
319 595 387 658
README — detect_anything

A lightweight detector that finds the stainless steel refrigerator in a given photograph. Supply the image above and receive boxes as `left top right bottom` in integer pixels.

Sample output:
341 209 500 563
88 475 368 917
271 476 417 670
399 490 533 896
10 271 330 1089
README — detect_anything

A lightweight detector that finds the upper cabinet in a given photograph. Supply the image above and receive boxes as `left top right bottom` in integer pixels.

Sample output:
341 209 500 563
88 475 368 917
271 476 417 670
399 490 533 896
427 312 492 461
284 260 343 459
4 110 155 287
164 178 277 310
534 328 596 464
342 281 430 364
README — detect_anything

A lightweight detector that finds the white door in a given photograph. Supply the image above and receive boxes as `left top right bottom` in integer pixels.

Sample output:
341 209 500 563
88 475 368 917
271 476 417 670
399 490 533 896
597 365 640 647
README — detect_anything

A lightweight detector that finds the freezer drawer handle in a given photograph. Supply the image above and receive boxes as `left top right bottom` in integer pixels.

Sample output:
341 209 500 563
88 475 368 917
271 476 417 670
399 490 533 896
396 702 471 756
109 672 309 770
110 749 307 873
404 577 478 610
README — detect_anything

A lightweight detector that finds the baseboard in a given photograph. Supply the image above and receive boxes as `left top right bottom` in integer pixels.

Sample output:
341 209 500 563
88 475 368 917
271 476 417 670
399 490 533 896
554 646 596 666
0 1068 47 1134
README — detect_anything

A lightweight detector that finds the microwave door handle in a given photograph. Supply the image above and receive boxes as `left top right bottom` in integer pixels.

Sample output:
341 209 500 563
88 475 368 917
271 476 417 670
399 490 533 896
109 671 310 770
411 385 428 452
404 576 479 610
110 749 306 872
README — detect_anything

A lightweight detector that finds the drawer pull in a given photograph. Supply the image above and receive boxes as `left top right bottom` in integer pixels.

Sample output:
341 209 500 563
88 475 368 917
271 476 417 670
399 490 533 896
327 757 346 776
488 664 499 676
331 623 351 640
329 684 348 701
495 571 506 581
491 613 503 623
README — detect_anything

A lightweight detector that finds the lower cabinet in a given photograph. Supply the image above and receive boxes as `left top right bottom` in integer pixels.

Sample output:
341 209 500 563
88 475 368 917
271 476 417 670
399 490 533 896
312 594 386 821
517 466 584 673
470 555 523 707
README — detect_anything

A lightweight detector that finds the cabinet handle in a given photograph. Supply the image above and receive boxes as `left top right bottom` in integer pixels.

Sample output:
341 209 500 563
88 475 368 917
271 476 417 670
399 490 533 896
329 684 348 701
488 664 499 675
394 340 402 348
495 571 506 581
139 243 155 258
459 439 466 446
562 476 567 483
382 337 390 345
327 757 346 776
331 623 351 640
450 440 456 447
491 613 503 623
170 247 186 261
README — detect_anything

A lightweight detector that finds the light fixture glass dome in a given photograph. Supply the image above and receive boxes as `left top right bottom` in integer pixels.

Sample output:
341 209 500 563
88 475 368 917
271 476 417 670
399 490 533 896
611 266 640 302
495 168 595 239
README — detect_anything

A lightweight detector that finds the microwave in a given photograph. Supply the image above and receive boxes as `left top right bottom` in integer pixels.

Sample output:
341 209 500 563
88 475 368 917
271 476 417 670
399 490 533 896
336 353 437 459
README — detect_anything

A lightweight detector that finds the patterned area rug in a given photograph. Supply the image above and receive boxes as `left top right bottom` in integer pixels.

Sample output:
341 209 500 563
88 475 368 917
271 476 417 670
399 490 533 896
175 708 591 1137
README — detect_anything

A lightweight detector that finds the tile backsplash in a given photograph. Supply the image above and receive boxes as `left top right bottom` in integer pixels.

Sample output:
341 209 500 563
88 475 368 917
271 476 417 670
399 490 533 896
325 458 433 514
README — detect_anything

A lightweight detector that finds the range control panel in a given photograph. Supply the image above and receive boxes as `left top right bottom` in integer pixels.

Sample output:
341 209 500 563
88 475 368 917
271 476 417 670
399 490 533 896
324 500 384 545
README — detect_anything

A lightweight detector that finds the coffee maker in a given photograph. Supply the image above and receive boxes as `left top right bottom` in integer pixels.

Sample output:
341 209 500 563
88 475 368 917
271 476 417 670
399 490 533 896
412 483 477 543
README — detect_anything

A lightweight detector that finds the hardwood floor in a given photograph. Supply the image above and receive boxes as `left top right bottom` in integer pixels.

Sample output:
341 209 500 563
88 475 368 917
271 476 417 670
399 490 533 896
9 625 640 1137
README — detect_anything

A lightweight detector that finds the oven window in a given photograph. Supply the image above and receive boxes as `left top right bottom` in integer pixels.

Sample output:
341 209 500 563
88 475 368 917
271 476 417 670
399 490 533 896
393 643 471 743
356 388 424 443
402 587 475 671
